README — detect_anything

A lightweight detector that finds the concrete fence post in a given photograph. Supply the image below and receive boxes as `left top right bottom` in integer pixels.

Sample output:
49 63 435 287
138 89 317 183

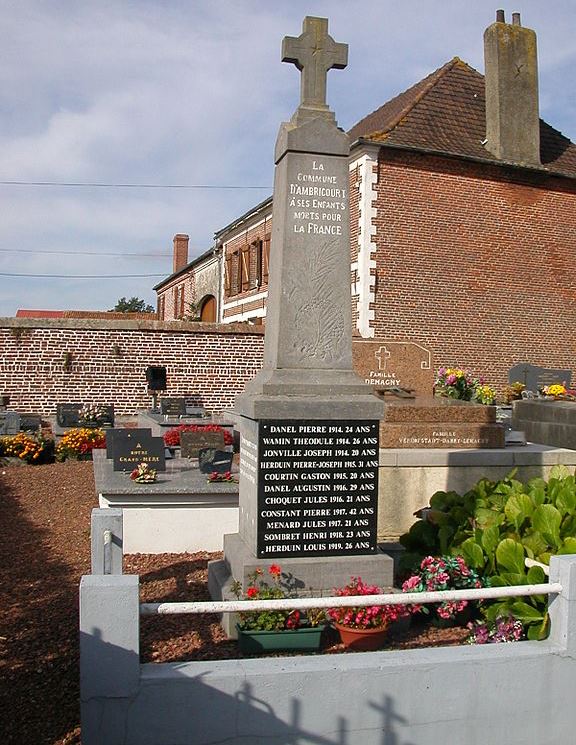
548 554 576 654
91 507 123 574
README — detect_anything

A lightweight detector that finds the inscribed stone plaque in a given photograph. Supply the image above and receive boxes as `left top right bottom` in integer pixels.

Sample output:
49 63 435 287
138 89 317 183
56 403 82 428
107 428 166 472
160 397 187 416
180 429 225 459
19 414 42 432
256 420 379 558
198 449 234 474
352 339 433 396
0 412 20 435
508 364 572 392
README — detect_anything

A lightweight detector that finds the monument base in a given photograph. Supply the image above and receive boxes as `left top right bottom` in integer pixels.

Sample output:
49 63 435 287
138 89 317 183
380 396 505 449
208 532 394 637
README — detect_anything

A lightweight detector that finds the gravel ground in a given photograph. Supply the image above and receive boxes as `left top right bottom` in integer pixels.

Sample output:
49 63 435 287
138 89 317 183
0 460 469 745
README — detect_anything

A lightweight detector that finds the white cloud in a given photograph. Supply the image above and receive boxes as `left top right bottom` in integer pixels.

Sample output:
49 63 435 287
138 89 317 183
0 0 574 314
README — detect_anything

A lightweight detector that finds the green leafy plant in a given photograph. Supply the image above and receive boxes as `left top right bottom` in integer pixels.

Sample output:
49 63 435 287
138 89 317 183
400 466 576 639
231 565 324 631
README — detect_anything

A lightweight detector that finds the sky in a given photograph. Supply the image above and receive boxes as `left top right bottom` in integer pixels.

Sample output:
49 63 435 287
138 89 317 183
0 0 575 317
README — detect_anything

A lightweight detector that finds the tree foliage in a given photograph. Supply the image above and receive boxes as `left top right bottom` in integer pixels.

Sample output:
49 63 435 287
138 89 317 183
110 296 154 313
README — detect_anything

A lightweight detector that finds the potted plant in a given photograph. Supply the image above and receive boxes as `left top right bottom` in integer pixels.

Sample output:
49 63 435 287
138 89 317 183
327 576 410 651
79 403 108 427
401 555 484 627
232 564 325 654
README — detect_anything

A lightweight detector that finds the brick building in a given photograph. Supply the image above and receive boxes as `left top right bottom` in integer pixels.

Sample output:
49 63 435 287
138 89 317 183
155 13 576 388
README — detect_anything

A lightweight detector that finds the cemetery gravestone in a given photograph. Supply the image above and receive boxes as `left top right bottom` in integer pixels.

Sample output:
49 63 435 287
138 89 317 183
209 17 391 610
352 339 433 396
56 403 82 428
19 414 42 432
0 412 20 435
508 363 572 393
198 448 234 474
105 428 166 472
180 429 226 459
160 398 187 416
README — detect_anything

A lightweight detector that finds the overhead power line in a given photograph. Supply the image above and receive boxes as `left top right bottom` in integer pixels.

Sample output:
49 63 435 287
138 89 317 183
0 271 165 278
0 180 270 189
0 248 171 257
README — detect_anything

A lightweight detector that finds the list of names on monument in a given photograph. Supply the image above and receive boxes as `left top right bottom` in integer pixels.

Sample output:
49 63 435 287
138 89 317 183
256 419 379 558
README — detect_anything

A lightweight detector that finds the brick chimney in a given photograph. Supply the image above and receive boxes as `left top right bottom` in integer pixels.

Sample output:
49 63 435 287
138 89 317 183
484 10 540 166
173 234 189 273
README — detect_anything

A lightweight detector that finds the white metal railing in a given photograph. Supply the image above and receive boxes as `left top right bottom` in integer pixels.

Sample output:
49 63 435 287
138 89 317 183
140 582 561 616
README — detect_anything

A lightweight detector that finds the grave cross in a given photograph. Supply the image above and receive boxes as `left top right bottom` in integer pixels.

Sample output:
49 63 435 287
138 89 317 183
282 16 348 110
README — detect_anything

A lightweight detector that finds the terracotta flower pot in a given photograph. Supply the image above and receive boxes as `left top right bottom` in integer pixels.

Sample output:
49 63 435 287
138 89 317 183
334 622 388 651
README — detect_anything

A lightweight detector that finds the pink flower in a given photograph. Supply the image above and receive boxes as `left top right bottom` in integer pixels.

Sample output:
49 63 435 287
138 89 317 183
446 374 457 385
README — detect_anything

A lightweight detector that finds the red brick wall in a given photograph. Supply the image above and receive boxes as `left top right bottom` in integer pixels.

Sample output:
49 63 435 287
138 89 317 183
373 149 576 388
0 319 264 416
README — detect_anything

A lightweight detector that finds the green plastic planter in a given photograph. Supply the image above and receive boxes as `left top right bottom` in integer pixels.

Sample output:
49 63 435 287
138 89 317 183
236 624 325 654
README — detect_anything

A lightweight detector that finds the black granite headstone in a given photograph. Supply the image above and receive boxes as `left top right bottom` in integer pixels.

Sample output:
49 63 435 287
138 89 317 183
198 448 234 474
180 429 226 459
106 428 166 472
160 397 187 416
508 364 572 393
19 414 42 432
56 403 82 428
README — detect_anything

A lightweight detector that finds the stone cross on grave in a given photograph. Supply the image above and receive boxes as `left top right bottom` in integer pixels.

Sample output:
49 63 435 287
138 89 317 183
282 16 347 125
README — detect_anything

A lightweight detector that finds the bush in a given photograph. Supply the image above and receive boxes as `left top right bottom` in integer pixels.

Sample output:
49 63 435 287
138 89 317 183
0 432 55 464
55 428 106 461
399 465 576 639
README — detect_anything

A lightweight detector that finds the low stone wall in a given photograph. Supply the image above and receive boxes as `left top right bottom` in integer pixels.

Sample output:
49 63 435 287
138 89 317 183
79 555 576 745
377 444 576 540
0 318 264 416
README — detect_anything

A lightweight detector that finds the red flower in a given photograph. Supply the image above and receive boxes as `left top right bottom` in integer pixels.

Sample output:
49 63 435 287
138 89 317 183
246 586 258 598
269 564 281 577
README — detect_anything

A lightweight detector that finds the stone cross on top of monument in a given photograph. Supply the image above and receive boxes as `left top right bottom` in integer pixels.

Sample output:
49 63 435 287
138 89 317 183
282 16 348 125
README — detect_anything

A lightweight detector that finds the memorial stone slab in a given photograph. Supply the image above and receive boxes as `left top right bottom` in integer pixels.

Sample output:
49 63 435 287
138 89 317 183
160 397 187 416
56 403 82 428
106 428 166 472
353 339 433 396
19 414 42 432
508 363 572 393
181 429 226 459
198 449 234 474
0 412 20 435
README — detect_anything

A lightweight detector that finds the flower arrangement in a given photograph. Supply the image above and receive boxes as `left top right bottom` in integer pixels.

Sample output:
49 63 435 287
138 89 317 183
468 616 524 644
435 367 496 405
541 384 567 398
0 432 54 464
55 427 106 461
504 381 525 403
130 462 157 483
434 367 477 401
327 576 410 630
401 555 484 622
79 403 108 422
232 564 324 631
163 424 233 447
474 383 496 405
207 470 236 483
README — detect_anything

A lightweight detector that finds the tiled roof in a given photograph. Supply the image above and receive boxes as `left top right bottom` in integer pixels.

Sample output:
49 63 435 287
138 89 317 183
348 57 576 178
16 309 65 318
